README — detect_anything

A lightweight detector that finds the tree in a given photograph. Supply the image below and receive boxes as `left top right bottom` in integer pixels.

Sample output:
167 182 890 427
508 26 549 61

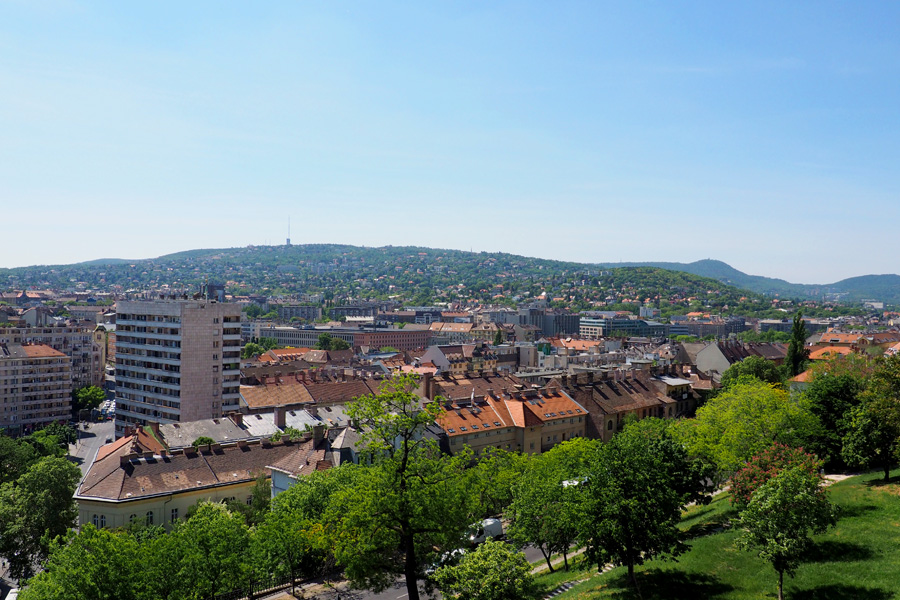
330 337 351 351
243 304 263 319
241 342 265 359
315 333 334 350
326 375 475 600
803 373 864 471
258 336 278 351
785 311 810 377
736 467 837 600
580 419 712 592
0 456 81 580
842 354 900 481
256 466 362 591
21 429 68 458
190 436 216 448
466 448 528 519
0 436 38 485
433 539 536 600
730 443 821 512
493 329 503 346
18 526 145 600
720 355 784 389
676 379 820 478
507 445 584 572
73 385 107 413
226 475 271 527
145 502 250 600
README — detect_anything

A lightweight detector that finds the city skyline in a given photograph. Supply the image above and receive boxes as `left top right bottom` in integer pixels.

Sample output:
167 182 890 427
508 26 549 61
3 2 899 284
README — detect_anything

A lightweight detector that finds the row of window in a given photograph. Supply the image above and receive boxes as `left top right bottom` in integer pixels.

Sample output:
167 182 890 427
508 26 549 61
91 497 254 529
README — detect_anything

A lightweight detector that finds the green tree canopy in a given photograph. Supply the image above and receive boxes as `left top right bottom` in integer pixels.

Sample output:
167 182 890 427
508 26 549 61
580 419 713 591
326 375 475 600
0 435 38 485
330 337 351 351
241 342 265 359
145 502 250 600
676 379 820 478
74 385 107 413
258 336 278 351
433 539 536 600
785 311 811 377
804 372 864 471
736 466 837 600
841 354 900 481
720 355 785 389
19 526 144 600
507 442 589 572
0 456 81 579
190 436 216 448
315 332 334 350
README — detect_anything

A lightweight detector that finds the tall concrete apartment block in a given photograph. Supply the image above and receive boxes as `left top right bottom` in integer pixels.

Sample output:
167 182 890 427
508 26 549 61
115 299 242 437
0 343 72 435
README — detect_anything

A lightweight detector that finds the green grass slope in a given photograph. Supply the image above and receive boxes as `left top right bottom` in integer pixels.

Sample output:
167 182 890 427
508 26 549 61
554 470 900 599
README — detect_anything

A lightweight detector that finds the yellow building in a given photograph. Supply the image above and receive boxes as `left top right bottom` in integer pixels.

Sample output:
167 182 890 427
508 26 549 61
76 432 324 530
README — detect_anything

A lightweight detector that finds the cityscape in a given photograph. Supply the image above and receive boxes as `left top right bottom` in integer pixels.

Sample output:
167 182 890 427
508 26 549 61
3 3 900 600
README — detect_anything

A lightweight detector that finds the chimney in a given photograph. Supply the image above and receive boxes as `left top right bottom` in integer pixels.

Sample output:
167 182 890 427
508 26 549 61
313 424 326 443
229 412 243 427
149 421 160 437
420 371 434 399
274 406 286 429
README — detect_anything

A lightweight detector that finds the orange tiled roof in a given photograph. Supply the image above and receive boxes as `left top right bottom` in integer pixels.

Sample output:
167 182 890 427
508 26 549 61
809 346 855 360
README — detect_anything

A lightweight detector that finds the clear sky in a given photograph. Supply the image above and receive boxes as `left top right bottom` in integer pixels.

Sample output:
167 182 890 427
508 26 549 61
2 1 898 284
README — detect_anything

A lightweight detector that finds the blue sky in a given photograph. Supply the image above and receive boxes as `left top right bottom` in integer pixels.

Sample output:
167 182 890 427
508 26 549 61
1 1 898 284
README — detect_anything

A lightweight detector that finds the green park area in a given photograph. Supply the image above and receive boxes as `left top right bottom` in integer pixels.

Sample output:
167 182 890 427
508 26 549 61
534 469 900 600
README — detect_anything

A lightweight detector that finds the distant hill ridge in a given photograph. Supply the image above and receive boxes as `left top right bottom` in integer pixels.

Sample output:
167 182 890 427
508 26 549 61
601 259 900 304
1 245 898 306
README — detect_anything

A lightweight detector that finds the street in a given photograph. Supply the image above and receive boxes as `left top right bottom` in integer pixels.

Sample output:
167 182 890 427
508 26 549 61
68 420 115 478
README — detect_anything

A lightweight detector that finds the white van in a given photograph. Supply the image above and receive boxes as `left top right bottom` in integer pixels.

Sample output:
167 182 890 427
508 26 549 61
468 518 504 545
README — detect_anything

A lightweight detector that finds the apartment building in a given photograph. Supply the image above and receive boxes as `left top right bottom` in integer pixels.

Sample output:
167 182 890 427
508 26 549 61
0 325 105 388
114 298 242 437
0 343 72 434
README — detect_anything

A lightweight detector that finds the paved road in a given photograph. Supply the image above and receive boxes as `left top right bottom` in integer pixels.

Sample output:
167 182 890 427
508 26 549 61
68 420 115 478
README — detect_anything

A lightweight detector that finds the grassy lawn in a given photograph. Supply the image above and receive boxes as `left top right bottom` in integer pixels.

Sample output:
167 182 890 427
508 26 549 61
532 553 595 596
553 469 900 599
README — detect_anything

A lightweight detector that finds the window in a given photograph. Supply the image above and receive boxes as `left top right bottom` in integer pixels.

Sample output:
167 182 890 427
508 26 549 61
530 442 535 450
99 515 106 528
146 511 154 526
246 496 253 506
171 508 179 522
129 514 137 524
92 514 99 527
607 420 613 431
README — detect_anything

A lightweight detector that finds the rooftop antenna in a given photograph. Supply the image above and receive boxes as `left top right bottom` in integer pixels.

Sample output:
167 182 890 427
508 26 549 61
287 217 291 246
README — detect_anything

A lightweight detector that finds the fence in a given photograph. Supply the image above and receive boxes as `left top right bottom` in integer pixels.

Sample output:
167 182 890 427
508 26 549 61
213 573 296 600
